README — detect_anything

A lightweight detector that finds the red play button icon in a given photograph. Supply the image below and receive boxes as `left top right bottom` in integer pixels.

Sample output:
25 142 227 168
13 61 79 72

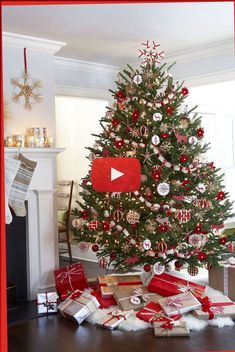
91 157 141 192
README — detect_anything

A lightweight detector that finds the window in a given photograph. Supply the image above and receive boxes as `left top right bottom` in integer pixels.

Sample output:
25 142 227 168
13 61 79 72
55 96 109 200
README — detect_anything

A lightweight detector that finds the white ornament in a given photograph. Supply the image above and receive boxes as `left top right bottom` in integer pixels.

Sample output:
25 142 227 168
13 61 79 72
151 135 160 146
130 295 141 305
189 136 198 145
157 182 170 196
143 239 152 250
153 112 162 122
196 183 206 193
153 262 165 275
189 234 202 248
133 74 142 85
104 210 110 218
155 103 162 108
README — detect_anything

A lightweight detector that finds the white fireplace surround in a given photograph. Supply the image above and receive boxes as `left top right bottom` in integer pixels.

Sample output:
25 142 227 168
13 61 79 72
5 147 64 300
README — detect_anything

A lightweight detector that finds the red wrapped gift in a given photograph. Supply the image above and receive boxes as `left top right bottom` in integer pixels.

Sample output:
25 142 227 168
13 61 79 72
136 301 181 323
91 290 117 309
148 273 205 299
54 263 88 299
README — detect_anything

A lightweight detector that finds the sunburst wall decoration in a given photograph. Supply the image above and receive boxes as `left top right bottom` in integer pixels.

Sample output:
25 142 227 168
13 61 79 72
11 48 44 111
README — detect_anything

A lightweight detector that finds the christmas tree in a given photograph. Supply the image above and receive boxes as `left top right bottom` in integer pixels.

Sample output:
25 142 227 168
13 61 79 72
72 41 234 276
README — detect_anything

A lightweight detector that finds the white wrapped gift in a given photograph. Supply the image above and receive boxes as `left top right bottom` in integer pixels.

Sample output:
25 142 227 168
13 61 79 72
37 292 59 314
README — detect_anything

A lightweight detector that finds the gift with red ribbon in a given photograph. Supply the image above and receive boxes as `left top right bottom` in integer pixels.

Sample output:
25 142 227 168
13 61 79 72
148 272 205 299
91 290 117 308
37 292 59 314
98 274 143 298
136 301 181 323
54 262 88 300
58 289 100 324
193 296 235 320
154 320 190 337
158 291 201 317
97 309 133 329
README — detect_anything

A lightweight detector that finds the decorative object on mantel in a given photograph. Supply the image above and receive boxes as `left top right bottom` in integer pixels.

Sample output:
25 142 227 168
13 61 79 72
5 127 54 148
10 47 43 111
7 153 37 223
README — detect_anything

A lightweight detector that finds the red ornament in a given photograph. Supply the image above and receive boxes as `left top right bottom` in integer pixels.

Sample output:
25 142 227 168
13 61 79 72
79 210 89 219
159 224 168 233
152 166 162 181
132 110 139 122
102 221 110 231
219 236 227 245
110 251 117 260
181 87 189 96
196 128 204 138
115 90 125 101
114 139 125 149
111 118 120 126
161 133 169 139
92 244 99 252
143 264 152 272
194 224 202 234
156 239 168 252
88 221 99 231
165 106 173 115
216 191 225 201
180 154 189 163
177 210 191 223
175 261 182 270
197 252 208 261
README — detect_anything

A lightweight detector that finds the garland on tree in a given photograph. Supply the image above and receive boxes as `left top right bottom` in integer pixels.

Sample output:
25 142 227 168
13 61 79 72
72 40 234 275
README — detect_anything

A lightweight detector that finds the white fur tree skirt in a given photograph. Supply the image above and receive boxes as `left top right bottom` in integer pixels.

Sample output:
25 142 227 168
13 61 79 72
85 285 234 332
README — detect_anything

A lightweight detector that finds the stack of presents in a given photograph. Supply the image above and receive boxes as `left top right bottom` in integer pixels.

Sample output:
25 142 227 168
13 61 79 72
37 257 235 338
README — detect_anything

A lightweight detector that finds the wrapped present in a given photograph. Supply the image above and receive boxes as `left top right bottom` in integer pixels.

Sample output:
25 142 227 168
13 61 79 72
37 292 58 314
98 274 143 298
58 289 100 324
97 309 133 329
88 277 99 290
148 272 205 299
158 291 201 317
113 286 160 311
193 296 235 320
153 320 190 337
136 301 181 323
209 257 235 301
54 262 88 299
91 290 117 308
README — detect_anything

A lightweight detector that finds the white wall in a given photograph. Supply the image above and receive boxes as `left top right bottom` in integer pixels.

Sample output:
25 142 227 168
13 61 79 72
3 33 66 142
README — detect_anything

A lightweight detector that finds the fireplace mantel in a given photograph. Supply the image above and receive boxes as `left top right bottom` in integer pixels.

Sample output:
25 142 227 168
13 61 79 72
5 147 65 300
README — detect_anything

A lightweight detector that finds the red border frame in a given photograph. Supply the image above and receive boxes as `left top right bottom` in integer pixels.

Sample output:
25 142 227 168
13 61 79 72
0 2 235 352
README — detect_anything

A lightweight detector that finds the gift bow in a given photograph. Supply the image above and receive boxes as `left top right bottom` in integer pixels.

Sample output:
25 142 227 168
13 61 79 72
56 267 83 284
111 309 132 318
165 297 183 312
176 281 202 297
141 307 169 322
130 288 149 303
70 290 82 300
201 296 234 320
160 321 174 330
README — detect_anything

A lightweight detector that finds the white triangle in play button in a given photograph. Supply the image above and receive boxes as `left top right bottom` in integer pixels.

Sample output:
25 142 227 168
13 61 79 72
111 167 124 181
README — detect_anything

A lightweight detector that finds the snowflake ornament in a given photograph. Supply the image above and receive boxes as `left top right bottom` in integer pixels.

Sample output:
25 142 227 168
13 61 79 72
138 41 165 65
11 48 43 111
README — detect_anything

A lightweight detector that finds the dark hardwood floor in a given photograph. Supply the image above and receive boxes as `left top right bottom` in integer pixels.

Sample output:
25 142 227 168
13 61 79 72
8 258 235 352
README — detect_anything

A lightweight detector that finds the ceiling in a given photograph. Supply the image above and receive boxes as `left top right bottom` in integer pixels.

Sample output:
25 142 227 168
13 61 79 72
2 2 234 66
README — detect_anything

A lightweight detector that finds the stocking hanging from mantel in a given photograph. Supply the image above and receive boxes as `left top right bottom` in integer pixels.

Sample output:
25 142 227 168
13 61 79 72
5 153 37 225
10 47 44 111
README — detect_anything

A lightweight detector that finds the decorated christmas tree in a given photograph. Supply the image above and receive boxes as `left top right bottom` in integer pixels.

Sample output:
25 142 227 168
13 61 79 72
72 41 234 276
